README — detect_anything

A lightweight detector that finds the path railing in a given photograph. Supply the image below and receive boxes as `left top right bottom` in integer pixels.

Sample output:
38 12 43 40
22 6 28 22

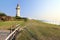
5 24 21 40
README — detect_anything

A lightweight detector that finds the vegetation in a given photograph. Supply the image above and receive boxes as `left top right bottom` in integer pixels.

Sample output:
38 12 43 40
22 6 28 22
0 21 25 30
16 20 60 40
0 12 7 16
14 16 28 21
1 10 60 40
0 13 28 21
0 18 60 40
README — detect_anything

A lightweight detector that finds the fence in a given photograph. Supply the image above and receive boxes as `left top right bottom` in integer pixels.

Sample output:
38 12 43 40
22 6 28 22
5 24 20 40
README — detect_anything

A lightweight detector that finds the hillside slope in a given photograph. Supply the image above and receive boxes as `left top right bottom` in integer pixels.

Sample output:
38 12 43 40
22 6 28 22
0 20 60 40
16 20 60 40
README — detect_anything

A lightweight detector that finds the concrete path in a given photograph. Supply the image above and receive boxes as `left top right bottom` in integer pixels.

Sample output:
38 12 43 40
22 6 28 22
0 30 10 40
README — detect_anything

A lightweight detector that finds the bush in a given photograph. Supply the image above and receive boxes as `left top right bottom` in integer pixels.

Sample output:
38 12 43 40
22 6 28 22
0 13 7 16
22 18 28 22
14 16 28 21
15 16 22 19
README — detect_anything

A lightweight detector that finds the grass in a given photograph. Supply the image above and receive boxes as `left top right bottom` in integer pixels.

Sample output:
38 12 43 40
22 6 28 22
0 21 25 30
0 20 60 40
16 20 60 40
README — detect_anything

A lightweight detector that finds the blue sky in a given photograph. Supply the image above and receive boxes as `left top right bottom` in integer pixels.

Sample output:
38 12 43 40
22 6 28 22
0 0 60 24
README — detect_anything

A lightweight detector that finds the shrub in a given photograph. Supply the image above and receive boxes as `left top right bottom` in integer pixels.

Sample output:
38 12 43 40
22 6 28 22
0 13 7 16
15 16 22 19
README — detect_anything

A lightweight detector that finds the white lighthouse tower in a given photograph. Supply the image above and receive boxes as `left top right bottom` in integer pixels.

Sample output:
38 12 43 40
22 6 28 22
16 4 20 17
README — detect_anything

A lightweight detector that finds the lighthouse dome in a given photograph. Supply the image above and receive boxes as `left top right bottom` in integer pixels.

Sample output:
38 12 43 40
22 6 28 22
16 4 20 9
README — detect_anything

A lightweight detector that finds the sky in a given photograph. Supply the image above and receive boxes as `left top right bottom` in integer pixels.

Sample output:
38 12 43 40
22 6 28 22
0 0 60 25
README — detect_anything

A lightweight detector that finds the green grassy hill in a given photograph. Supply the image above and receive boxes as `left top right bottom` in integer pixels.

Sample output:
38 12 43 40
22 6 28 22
16 20 60 40
0 20 60 40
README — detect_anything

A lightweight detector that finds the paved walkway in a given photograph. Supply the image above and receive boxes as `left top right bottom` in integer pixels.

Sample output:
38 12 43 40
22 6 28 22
0 30 10 40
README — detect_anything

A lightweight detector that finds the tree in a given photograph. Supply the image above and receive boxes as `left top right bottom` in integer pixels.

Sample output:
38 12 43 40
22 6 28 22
0 12 7 16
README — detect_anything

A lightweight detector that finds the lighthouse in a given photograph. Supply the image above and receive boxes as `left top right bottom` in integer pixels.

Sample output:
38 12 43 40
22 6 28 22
16 4 20 17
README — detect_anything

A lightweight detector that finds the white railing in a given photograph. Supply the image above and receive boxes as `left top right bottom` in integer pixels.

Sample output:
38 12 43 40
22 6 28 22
5 24 20 40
